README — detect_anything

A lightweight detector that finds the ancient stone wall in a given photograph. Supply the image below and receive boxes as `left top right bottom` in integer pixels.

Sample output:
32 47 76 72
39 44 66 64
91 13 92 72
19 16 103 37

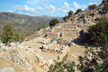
63 29 79 38
54 28 63 32
47 32 60 39
61 24 76 29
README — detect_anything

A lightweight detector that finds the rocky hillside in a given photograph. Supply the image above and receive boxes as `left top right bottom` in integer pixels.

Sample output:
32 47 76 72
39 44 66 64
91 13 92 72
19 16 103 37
0 12 62 35
0 2 108 72
26 3 108 42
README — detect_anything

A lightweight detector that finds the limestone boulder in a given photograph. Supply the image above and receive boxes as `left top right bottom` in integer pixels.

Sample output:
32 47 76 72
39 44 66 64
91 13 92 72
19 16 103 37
52 40 57 45
0 67 14 72
0 42 4 46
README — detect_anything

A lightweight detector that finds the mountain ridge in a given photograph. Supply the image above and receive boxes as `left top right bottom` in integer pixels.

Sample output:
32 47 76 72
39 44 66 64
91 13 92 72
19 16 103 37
0 12 62 35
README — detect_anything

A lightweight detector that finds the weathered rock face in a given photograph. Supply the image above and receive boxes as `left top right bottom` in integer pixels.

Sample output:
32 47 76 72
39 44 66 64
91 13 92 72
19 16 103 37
0 39 64 72
0 67 14 72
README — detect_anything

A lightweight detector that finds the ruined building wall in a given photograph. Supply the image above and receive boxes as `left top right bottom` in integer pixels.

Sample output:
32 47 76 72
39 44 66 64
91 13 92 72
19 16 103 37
54 28 63 32
63 29 79 38
47 33 60 39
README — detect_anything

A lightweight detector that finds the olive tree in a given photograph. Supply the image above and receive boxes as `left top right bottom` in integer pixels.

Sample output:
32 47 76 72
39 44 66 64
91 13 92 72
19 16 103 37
1 25 26 45
68 11 74 18
88 4 97 10
75 9 82 14
62 15 68 22
49 19 60 28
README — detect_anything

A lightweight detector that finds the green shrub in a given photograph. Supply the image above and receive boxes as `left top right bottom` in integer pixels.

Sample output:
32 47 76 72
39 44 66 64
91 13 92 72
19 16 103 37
85 43 88 49
49 55 75 72
76 9 82 14
88 4 97 10
102 0 108 3
62 15 68 21
78 37 108 72
102 3 108 12
85 16 108 45
68 11 74 18
49 19 60 27
27 31 34 36
37 26 48 31
80 14 85 19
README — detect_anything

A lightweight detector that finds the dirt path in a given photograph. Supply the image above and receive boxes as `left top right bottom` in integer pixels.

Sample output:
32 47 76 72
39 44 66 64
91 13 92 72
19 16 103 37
67 46 86 64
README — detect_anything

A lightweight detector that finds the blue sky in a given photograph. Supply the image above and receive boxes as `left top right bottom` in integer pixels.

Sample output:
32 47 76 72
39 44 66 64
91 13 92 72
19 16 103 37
0 0 102 17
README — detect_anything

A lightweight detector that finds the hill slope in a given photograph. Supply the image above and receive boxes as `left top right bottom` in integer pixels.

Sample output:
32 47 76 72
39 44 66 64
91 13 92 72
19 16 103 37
0 12 62 35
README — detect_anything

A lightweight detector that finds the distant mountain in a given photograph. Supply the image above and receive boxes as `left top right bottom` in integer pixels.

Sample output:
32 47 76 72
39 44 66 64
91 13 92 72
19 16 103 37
37 15 63 21
0 12 62 35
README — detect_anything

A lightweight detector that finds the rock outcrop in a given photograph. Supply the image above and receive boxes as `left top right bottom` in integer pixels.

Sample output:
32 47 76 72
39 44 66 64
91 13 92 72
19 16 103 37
0 67 14 72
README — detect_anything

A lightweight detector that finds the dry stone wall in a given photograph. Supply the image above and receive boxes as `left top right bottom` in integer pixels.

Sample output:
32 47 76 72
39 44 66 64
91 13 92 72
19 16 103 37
63 29 79 38
47 32 60 39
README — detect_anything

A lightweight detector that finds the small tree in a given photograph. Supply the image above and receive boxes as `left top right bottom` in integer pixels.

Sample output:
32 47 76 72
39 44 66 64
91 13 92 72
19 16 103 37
102 3 108 12
102 0 106 3
49 19 60 27
85 16 108 44
15 31 26 42
68 11 74 18
62 15 68 22
102 0 108 3
102 6 108 12
1 25 15 44
88 4 97 10
76 9 82 14
1 25 26 45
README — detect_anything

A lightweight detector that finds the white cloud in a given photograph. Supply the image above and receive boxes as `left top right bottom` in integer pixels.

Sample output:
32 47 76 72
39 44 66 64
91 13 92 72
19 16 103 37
59 2 71 13
88 2 97 5
45 4 56 14
72 2 87 11
9 10 13 12
59 2 83 13
25 13 30 15
36 7 44 13
27 0 38 5
27 0 40 5
13 5 44 14
27 0 49 5
73 2 81 9
89 0 102 5
82 4 87 10
12 1 100 16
